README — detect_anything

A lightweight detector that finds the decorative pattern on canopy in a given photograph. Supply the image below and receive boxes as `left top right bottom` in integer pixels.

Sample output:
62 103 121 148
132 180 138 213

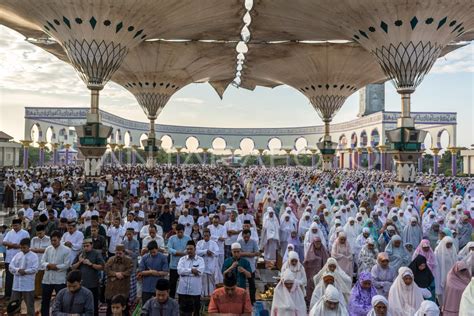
242 42 387 122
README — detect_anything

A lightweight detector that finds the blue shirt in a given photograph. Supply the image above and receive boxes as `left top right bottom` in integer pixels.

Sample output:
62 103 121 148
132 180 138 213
167 235 191 269
138 253 169 293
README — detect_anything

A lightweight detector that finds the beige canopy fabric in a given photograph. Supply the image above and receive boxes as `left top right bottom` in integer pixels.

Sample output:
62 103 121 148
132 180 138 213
111 40 238 119
0 0 246 89
241 42 387 121
250 0 474 43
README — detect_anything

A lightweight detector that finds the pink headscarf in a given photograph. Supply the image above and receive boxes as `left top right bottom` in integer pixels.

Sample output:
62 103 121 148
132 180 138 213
412 239 436 272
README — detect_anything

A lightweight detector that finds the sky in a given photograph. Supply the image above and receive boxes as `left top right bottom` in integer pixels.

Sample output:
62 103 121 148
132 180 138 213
0 25 473 149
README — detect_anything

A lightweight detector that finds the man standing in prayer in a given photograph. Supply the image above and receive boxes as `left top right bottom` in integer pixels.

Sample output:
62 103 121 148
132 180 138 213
208 273 253 315
239 228 260 304
196 228 220 297
167 224 191 299
208 215 227 283
9 237 39 316
52 270 94 315
177 240 205 316
104 244 133 314
141 278 179 316
2 218 30 299
138 240 170 304
224 211 243 258
61 220 84 264
40 230 71 316
30 223 51 297
71 238 105 316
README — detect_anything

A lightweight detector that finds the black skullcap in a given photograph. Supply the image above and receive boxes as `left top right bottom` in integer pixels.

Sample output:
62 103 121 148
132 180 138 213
186 240 196 247
91 215 99 221
36 224 46 232
176 224 185 231
243 220 251 225
224 273 237 287
39 214 48 222
12 218 22 225
156 278 170 291
60 218 68 223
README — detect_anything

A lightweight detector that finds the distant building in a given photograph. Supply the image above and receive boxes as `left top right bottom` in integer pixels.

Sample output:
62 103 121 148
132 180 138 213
0 131 21 167
461 148 474 176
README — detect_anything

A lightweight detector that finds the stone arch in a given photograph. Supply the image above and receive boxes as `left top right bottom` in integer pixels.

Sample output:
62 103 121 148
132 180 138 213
160 135 173 150
360 130 368 147
46 126 56 143
370 128 380 147
30 123 43 144
294 137 308 153
338 134 347 149
240 138 255 155
108 128 115 144
185 136 200 152
212 137 226 151
115 129 122 144
268 137 282 154
124 131 132 147
68 127 76 145
423 133 432 151
58 127 68 143
139 133 148 149
437 129 450 149
351 132 358 149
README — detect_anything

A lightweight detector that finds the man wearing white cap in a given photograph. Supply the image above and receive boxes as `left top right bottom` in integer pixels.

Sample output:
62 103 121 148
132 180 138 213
222 243 252 290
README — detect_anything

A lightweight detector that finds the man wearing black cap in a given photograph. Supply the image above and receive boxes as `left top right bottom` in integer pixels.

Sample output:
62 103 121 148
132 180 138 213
2 218 30 299
52 270 94 315
141 279 179 316
30 224 51 297
208 273 252 315
138 240 169 304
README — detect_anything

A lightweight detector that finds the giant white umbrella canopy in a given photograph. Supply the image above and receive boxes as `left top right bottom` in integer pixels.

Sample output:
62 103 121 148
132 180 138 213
0 0 246 118
249 0 474 122
111 40 238 141
241 42 387 144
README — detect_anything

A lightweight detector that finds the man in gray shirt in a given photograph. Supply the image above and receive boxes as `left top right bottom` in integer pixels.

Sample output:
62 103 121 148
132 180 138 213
52 270 94 316
141 278 179 316
71 238 105 316
239 228 260 305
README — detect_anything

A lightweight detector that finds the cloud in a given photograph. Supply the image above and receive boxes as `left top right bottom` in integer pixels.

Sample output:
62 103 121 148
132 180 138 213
173 97 205 104
431 43 474 74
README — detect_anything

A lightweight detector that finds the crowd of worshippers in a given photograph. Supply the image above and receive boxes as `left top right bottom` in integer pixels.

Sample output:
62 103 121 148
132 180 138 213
0 165 473 316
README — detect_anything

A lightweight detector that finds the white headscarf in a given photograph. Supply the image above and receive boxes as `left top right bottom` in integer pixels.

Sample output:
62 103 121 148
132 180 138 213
342 217 359 250
414 300 440 316
366 295 391 316
434 236 458 295
313 257 352 302
459 277 474 316
388 267 429 316
309 284 349 316
271 269 307 316
304 222 327 255
281 251 307 290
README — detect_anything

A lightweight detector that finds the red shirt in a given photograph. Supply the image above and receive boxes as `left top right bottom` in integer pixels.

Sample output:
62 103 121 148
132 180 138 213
208 287 252 314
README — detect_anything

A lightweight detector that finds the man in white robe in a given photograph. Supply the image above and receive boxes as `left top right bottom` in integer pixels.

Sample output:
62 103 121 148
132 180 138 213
209 215 227 283
60 221 84 263
178 208 194 236
196 228 220 296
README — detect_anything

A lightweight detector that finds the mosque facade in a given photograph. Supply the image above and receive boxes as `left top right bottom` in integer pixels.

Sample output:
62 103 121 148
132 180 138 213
23 84 457 171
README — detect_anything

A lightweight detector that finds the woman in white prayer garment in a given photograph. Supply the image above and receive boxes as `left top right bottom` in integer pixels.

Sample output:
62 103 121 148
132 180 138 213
309 284 349 316
281 250 307 294
388 267 431 316
434 236 458 305
270 269 307 316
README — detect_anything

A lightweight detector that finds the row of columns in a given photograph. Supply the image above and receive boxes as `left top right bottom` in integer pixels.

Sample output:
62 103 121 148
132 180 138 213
18 141 462 175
